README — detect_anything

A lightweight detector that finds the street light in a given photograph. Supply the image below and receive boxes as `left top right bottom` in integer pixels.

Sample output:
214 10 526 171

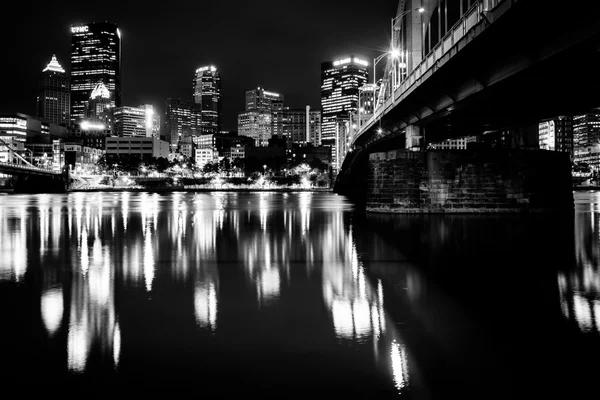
391 7 425 84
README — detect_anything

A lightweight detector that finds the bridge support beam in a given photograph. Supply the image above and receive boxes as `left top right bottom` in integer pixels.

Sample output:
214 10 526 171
367 148 573 213
405 125 423 151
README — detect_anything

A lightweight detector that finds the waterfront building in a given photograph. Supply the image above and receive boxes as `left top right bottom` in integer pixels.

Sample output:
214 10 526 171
0 113 67 144
105 136 170 158
195 147 218 168
574 110 600 169
429 136 477 150
539 116 573 159
193 66 222 135
70 22 121 124
37 55 70 126
321 56 368 170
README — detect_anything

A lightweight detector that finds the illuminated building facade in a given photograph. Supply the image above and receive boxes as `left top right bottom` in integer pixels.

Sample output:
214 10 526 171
85 81 112 129
429 136 477 150
539 116 573 159
282 106 321 146
139 104 161 138
165 98 201 151
37 55 70 126
70 22 121 124
246 87 284 137
112 106 147 137
321 56 368 170
245 87 283 111
238 111 272 147
574 110 600 169
193 66 221 135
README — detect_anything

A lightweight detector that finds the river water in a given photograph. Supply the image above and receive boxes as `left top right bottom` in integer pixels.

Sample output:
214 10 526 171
0 191 598 399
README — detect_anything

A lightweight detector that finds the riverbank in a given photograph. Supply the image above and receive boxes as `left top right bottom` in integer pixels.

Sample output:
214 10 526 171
69 186 333 193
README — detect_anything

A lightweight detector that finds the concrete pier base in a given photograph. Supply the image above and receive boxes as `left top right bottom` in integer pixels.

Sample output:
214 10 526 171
367 148 573 213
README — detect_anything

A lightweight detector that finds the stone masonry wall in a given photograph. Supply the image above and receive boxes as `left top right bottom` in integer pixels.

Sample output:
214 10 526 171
367 148 573 213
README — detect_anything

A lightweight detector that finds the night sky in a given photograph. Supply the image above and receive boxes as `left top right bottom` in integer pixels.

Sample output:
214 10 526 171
3 0 399 131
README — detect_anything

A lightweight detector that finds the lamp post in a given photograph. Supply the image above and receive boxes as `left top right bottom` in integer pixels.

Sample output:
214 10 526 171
391 7 425 84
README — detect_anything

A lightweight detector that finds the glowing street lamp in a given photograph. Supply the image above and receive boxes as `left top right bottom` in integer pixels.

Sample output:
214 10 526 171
391 7 425 84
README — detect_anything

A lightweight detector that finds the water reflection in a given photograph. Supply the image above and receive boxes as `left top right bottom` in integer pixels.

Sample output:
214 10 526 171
0 192 436 394
559 206 600 333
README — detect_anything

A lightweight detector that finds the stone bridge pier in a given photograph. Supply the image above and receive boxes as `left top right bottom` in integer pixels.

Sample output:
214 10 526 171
339 147 573 213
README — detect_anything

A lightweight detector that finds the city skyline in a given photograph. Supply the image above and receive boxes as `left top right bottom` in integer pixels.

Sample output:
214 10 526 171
2 0 398 131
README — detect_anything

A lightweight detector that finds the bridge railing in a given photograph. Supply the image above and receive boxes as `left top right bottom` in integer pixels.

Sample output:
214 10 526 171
351 0 510 150
0 160 59 175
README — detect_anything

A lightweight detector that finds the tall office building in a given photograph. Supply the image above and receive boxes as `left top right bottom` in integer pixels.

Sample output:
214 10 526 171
37 55 70 126
70 22 121 124
245 87 283 111
573 110 600 168
112 106 150 137
238 111 272 147
282 106 321 146
246 87 284 137
139 104 160 138
321 56 368 170
193 66 221 135
165 98 201 150
86 81 112 125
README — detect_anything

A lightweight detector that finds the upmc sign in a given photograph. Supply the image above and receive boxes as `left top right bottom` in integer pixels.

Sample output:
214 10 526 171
71 26 88 33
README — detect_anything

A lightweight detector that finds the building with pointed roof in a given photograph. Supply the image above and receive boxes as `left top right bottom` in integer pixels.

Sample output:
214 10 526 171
36 54 70 126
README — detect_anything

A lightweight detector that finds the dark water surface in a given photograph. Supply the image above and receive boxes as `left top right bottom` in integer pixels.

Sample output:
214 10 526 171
0 191 599 399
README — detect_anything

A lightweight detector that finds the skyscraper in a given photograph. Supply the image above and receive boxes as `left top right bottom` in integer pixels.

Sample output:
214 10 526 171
321 56 368 170
245 87 283 112
165 98 201 150
37 55 70 126
70 22 121 124
193 66 221 135
573 110 600 168
246 87 285 138
282 106 321 146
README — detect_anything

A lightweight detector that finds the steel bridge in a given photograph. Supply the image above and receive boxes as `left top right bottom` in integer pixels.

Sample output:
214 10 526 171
335 0 600 210
0 138 67 193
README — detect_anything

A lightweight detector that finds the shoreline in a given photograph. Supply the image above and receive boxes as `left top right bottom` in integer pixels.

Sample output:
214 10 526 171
69 187 333 193
0 186 334 194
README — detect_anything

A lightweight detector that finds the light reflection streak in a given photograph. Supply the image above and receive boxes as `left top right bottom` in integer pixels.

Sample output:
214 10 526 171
322 212 410 393
195 280 218 331
559 211 600 333
41 287 63 336
0 191 410 390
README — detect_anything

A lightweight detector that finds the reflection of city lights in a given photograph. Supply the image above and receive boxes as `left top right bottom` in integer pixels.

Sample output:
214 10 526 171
41 287 63 336
68 321 89 373
257 267 281 305
143 228 154 292
573 294 596 332
113 323 121 368
195 281 218 330
332 299 354 339
81 227 89 274
391 341 408 392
